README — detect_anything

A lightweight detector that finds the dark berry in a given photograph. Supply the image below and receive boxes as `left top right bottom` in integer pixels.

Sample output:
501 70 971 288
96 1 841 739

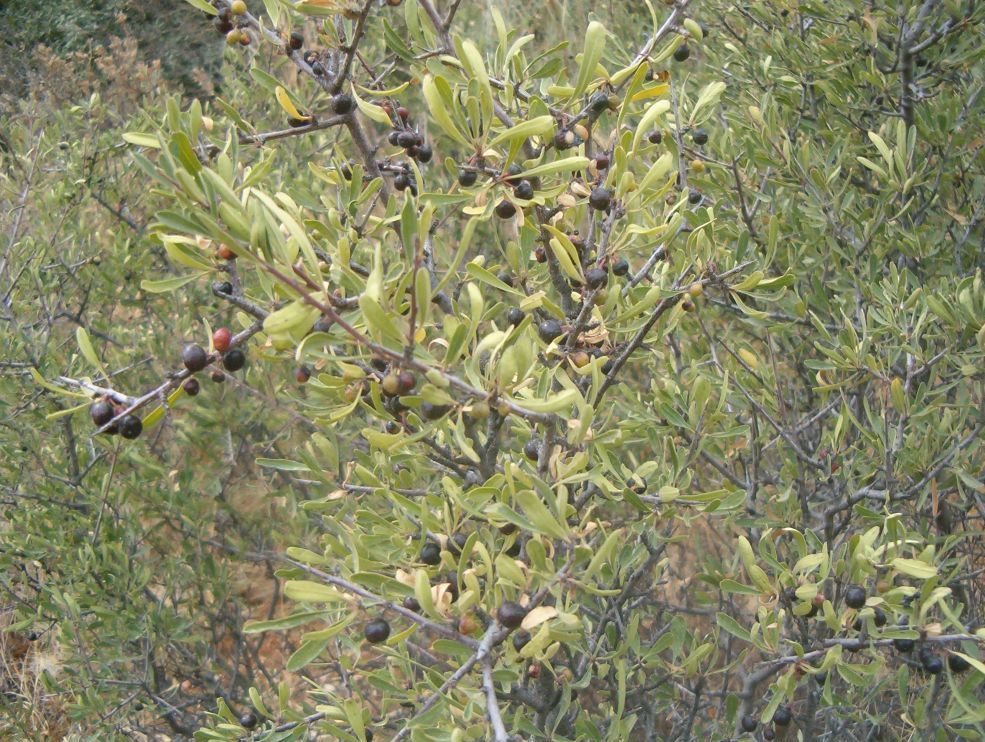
594 155 610 171
288 31 304 50
495 200 517 219
183 378 201 396
692 127 708 145
585 267 608 289
507 307 525 326
397 370 416 394
182 344 209 373
772 705 791 726
118 415 143 440
647 130 663 145
396 106 410 121
611 258 629 276
216 281 233 295
402 596 420 612
394 173 410 191
740 714 757 732
815 671 827 685
763 729 775 741
420 402 451 421
523 439 540 461
420 541 441 565
449 533 467 555
893 637 915 653
514 179 534 200
388 131 401 146
873 607 887 627
397 131 418 149
458 169 478 187
844 585 867 609
90 400 114 427
415 144 433 163
921 652 943 675
287 117 309 128
497 601 527 629
537 319 563 342
211 370 226 384
364 618 390 644
332 94 355 115
385 421 400 434
222 348 247 372
674 43 691 62
503 163 523 185
512 630 531 651
295 366 311 384
589 187 611 211
240 712 257 730
688 189 702 205
948 653 971 673
27 631 39 641
534 245 547 263
590 92 610 113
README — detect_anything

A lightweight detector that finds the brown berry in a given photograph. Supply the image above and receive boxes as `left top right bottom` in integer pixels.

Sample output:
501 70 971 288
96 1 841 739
213 328 232 353
295 365 311 384
183 378 201 396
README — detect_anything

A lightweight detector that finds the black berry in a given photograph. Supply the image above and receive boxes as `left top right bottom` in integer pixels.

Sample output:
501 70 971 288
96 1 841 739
692 127 708 145
611 258 629 276
585 267 608 289
288 31 304 50
948 653 971 673
844 585 867 609
512 630 531 651
523 439 540 461
415 143 433 163
182 344 209 373
688 189 702 205
921 652 943 675
674 43 691 62
90 400 114 427
458 169 478 187
497 601 527 629
364 618 391 644
402 596 421 612
495 200 517 219
240 712 257 730
183 378 201 396
420 402 451 421
217 281 233 294
893 637 915 653
420 541 441 565
772 705 791 726
514 179 534 200
507 307 525 326
397 131 418 148
647 130 663 144
537 319 563 342
589 187 611 211
332 94 355 115
118 414 143 440
741 714 757 732
223 348 247 372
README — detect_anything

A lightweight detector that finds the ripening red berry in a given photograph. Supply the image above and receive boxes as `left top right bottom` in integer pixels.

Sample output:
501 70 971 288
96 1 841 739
213 328 232 353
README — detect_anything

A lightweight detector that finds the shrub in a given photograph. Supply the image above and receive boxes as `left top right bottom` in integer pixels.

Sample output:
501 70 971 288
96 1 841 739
9 0 985 739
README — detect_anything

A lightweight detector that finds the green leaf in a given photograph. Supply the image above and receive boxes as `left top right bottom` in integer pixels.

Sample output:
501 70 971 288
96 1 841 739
283 580 346 604
122 132 161 148
891 558 938 580
570 22 606 102
243 610 329 634
285 637 329 672
514 489 568 540
488 116 555 149
140 272 207 294
256 458 311 472
182 0 218 15
75 327 107 379
716 612 751 642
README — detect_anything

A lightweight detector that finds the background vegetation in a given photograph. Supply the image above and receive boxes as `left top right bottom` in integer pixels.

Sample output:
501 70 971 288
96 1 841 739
1 1 983 740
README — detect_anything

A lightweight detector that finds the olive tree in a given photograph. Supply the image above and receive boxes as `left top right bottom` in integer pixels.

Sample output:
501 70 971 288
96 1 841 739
26 0 985 739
